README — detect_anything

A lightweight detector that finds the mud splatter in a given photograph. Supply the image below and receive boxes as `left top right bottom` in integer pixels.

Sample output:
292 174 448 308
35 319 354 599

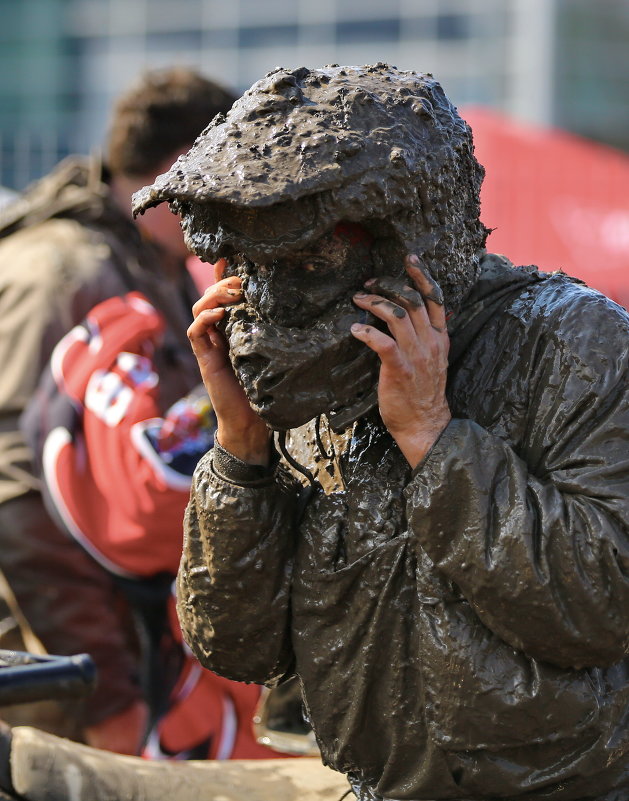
133 64 487 430
133 64 487 311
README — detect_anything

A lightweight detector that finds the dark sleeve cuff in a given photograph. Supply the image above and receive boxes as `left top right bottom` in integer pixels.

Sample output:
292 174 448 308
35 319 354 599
410 422 453 479
212 440 278 487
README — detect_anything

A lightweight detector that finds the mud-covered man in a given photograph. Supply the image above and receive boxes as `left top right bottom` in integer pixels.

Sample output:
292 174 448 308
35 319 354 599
134 65 629 800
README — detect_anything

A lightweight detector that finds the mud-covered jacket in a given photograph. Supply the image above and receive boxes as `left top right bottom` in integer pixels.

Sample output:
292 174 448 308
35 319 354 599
178 255 629 800
0 156 200 504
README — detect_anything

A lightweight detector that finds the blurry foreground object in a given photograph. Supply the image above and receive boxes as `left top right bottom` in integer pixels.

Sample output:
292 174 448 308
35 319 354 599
0 650 95 707
464 106 629 307
0 66 236 753
0 725 344 801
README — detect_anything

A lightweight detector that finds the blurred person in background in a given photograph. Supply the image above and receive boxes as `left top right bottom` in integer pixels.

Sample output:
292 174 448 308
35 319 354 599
21 288 290 761
0 66 236 754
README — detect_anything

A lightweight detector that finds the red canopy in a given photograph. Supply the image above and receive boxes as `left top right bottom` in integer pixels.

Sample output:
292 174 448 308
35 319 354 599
462 106 629 308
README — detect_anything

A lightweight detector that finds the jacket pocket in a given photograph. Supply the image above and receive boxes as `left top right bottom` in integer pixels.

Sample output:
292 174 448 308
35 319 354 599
418 598 600 752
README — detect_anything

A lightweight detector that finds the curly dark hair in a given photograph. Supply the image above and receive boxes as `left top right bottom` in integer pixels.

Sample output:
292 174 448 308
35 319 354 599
106 67 237 178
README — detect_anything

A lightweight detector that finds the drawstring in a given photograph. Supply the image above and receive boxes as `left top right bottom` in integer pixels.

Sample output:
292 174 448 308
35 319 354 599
276 430 316 488
276 415 349 523
315 413 335 460
276 430 315 526
316 414 347 491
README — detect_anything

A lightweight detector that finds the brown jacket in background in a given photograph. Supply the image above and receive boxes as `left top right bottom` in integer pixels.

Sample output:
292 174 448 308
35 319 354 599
0 157 200 727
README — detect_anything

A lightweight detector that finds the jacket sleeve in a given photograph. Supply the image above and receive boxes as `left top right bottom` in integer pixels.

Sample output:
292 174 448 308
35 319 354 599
177 449 302 685
406 291 629 670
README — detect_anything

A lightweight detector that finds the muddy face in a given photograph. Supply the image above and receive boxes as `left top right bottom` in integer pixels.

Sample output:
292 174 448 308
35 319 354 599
132 63 491 428
134 64 489 313
221 222 390 431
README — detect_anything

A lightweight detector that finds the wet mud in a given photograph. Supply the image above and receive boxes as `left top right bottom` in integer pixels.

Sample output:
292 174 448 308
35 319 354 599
136 64 629 800
133 63 488 430
178 258 629 800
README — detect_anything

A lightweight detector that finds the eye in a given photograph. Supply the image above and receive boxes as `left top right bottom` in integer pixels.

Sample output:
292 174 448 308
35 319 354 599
299 258 330 273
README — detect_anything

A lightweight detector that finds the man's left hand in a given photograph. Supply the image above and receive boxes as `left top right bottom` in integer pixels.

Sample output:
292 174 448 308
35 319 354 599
351 254 451 469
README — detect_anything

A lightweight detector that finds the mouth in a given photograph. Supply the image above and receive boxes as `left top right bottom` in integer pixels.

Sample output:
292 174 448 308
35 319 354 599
241 365 292 411
224 299 379 430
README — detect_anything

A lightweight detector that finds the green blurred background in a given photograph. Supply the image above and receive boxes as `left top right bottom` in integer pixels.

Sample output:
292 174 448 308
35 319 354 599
1 0 628 190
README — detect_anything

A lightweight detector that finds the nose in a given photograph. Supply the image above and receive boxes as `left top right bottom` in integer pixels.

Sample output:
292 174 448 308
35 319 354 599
261 288 302 322
231 351 270 386
248 270 303 325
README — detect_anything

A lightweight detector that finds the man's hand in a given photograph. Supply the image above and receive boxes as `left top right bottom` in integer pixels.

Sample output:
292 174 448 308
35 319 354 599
187 261 270 465
351 254 451 469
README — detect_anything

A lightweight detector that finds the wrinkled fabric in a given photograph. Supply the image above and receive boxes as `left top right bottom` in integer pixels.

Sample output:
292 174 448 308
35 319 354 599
178 255 629 800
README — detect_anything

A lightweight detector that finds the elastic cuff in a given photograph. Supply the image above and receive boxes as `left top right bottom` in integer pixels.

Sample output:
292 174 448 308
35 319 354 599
212 440 278 486
410 422 453 479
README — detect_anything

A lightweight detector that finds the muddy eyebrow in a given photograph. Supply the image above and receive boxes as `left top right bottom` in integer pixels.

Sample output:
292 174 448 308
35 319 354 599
297 255 330 263
294 257 333 270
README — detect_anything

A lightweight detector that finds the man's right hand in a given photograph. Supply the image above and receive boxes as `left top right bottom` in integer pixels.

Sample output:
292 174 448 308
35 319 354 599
188 262 270 466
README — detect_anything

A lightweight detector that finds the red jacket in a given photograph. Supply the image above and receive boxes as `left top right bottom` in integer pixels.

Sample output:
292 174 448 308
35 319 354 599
27 291 289 760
